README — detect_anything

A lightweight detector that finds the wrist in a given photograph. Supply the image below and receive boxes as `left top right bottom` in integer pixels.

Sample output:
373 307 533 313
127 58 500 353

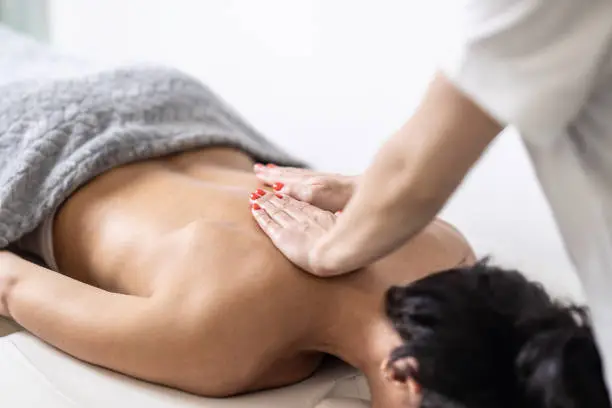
344 175 358 198
332 174 358 211
308 241 334 277
344 174 359 188
308 237 346 277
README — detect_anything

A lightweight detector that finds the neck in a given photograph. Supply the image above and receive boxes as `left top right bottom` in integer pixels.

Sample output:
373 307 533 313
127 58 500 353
307 267 406 406
318 306 400 372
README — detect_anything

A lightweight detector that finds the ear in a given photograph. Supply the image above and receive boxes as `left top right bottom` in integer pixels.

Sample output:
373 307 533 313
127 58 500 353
381 356 422 396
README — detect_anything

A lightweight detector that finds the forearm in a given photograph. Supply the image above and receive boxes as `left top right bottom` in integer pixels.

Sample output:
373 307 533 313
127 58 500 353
310 73 502 275
310 141 438 275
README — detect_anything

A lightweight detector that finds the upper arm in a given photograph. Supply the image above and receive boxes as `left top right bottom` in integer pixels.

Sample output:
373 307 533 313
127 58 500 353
441 0 612 138
2 252 184 383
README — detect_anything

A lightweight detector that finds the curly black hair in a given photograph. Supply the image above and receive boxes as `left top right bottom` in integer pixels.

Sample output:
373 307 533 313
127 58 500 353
385 259 611 408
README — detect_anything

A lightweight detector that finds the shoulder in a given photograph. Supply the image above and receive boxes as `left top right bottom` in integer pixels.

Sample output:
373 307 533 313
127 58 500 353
423 219 476 267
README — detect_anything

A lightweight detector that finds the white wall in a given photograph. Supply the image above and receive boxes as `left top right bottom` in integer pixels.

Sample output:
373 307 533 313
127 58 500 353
49 0 459 172
47 0 582 298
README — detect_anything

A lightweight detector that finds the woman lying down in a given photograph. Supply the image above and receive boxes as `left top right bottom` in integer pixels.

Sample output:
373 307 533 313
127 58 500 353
0 65 609 408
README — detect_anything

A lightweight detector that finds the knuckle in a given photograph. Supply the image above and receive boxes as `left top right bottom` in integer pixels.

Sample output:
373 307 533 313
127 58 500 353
298 185 314 202
308 178 334 195
280 183 295 196
308 176 327 186
308 182 324 195
317 212 336 225
295 201 309 210
276 197 290 207
268 208 281 216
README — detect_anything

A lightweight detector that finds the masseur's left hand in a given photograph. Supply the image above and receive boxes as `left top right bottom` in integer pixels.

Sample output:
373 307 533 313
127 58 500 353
250 190 338 273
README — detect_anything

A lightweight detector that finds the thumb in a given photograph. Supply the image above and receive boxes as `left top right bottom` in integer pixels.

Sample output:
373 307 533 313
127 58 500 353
281 182 314 203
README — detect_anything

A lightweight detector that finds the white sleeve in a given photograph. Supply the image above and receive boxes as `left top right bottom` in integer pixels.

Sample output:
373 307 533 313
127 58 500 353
441 0 612 138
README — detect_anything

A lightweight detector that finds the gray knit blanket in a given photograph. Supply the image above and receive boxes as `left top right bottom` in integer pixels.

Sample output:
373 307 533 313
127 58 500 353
0 26 304 248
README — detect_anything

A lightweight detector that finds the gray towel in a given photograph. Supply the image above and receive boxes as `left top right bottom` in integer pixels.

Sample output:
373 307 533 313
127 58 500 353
0 27 304 248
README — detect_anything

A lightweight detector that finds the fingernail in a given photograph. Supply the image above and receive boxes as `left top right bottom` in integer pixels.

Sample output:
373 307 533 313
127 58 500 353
256 188 266 196
254 163 264 169
250 193 260 200
335 210 342 215
252 203 261 210
275 194 283 199
267 163 277 168
273 182 284 191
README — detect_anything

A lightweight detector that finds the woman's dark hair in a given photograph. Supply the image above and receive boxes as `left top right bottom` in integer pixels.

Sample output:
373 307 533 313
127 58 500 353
385 259 611 408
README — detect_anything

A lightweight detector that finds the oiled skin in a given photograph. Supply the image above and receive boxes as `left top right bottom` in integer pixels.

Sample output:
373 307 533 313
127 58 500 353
16 147 473 397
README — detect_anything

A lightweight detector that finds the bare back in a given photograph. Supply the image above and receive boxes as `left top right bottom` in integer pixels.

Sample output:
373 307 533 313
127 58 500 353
50 147 472 396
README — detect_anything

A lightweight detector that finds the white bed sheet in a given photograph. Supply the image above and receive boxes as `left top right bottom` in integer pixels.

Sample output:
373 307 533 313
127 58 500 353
0 329 369 408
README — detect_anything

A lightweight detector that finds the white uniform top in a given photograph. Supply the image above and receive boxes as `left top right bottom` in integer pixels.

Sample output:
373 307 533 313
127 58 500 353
441 0 612 393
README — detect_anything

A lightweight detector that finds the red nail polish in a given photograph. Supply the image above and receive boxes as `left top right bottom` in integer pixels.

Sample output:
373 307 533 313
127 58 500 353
256 189 266 196
250 193 260 200
252 203 261 210
273 182 284 191
275 194 283 199
267 163 277 168
254 163 264 169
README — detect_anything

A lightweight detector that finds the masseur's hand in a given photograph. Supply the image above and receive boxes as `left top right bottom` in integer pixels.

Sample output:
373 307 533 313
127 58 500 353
254 164 357 213
250 190 337 273
252 73 502 277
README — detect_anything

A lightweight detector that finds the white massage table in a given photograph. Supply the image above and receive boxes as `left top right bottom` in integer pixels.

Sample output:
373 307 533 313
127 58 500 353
0 325 369 407
0 20 584 408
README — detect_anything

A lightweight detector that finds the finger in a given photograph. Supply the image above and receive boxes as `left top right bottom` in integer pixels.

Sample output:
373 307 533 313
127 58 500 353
251 203 283 239
255 193 296 228
275 194 334 227
253 171 316 203
279 182 314 203
249 188 271 203
269 193 310 222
